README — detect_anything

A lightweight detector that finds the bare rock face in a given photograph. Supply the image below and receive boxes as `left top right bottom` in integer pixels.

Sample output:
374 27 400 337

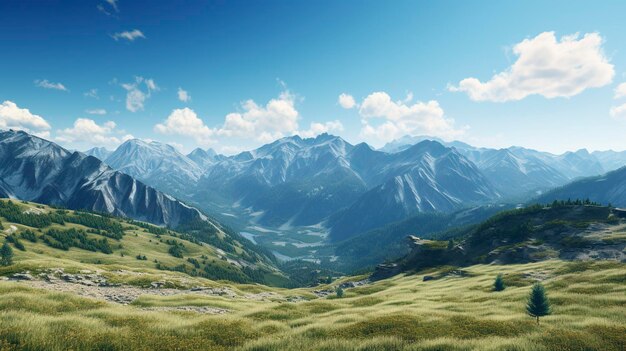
0 130 206 227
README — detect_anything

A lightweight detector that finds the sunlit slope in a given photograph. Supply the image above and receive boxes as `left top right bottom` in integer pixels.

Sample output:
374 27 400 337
0 199 285 285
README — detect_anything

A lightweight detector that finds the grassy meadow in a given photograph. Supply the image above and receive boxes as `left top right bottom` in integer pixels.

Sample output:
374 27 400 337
1 259 625 351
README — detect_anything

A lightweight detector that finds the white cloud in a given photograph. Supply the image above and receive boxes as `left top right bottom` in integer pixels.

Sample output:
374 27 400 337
610 103 626 120
85 109 107 115
35 79 68 91
357 92 465 145
84 89 99 99
614 83 626 99
154 108 215 146
217 91 300 142
177 87 191 102
121 76 158 112
449 32 614 102
298 120 344 138
112 29 145 42
0 101 51 138
338 93 356 109
56 118 132 148
105 0 118 12
97 0 118 15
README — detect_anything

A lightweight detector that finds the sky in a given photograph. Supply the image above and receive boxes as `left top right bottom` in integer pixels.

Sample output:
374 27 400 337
2 0 626 155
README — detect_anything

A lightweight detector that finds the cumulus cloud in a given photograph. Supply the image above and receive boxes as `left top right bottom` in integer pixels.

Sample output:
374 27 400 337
449 32 614 102
610 103 626 120
154 108 215 146
84 89 99 99
56 118 132 148
177 87 191 102
35 79 68 91
85 109 107 115
614 83 626 99
121 77 158 112
338 93 356 109
298 120 344 138
216 91 300 143
112 29 145 42
0 101 51 138
154 90 347 152
356 92 465 145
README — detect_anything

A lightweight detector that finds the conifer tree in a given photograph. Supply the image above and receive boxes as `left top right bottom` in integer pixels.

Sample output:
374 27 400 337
526 282 551 324
0 242 14 266
493 274 505 291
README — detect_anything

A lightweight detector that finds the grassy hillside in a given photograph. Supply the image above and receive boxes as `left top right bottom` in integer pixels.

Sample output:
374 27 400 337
1 199 625 350
0 199 287 286
382 203 626 276
0 260 624 350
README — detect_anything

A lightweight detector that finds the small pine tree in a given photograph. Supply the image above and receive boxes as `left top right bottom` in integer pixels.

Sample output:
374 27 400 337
447 240 454 250
0 242 14 266
335 286 344 298
493 274 505 291
526 282 551 324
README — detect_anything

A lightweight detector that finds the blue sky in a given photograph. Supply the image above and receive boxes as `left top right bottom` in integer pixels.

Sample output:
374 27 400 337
2 0 626 154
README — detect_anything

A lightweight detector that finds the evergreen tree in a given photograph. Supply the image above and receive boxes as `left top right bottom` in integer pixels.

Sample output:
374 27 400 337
335 286 344 298
493 274 505 291
526 282 551 324
0 242 14 266
447 240 454 250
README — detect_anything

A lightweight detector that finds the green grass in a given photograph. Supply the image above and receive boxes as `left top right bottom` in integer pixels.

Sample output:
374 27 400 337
1 201 625 350
0 259 625 350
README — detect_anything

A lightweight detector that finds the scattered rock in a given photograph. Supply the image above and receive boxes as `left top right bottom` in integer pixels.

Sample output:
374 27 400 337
312 289 334 297
141 306 228 314
150 281 166 289
338 279 369 289
10 273 34 281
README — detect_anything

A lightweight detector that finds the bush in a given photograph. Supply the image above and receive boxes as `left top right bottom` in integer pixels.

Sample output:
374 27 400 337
494 274 506 291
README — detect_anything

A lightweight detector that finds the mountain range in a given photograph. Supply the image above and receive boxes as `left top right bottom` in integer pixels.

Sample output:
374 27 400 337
80 133 626 244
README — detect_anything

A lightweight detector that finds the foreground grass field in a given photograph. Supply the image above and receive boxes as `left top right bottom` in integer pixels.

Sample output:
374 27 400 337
1 259 624 351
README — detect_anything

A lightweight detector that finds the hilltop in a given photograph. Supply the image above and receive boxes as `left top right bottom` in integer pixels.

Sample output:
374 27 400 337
373 202 626 279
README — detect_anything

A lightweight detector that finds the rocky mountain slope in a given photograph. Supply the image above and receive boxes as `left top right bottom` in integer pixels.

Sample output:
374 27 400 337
84 146 112 161
0 130 204 227
382 136 626 199
104 139 204 196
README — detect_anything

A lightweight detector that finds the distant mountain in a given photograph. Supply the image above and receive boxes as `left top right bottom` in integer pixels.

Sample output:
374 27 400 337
592 150 626 173
197 133 367 227
553 149 605 179
0 130 204 227
83 146 112 161
380 135 473 153
382 135 626 199
462 147 568 198
328 141 499 240
187 148 222 169
196 134 502 230
105 139 203 196
536 166 626 207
